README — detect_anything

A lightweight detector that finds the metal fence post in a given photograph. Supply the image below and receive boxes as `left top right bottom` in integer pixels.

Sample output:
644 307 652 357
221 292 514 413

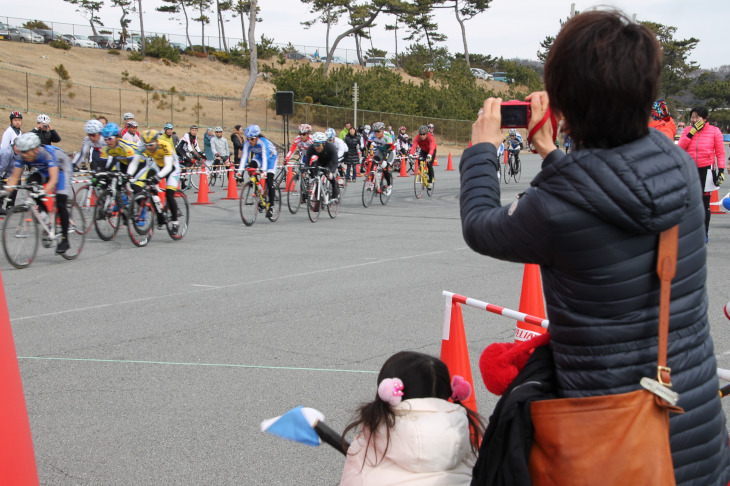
221 99 224 128
197 94 200 126
57 79 61 117
119 88 122 121
25 73 29 112
146 91 149 127
89 85 92 118
170 91 173 125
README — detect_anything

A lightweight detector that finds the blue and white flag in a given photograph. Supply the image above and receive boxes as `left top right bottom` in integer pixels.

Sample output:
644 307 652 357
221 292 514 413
260 406 325 447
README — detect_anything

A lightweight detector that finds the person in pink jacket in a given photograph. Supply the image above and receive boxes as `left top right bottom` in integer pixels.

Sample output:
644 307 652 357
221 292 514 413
340 351 483 486
679 106 726 240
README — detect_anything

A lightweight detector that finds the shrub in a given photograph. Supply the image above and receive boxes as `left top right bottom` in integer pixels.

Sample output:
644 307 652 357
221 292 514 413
127 75 154 91
67 92 76 99
23 20 50 30
54 64 70 81
128 51 144 61
44 79 54 90
144 35 180 63
108 49 120 56
49 40 71 50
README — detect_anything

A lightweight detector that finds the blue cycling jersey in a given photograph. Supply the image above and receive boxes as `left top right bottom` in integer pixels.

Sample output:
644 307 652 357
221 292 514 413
239 136 278 173
14 145 69 191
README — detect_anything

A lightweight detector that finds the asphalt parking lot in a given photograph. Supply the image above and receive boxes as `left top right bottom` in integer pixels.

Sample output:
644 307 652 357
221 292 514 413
4 153 730 485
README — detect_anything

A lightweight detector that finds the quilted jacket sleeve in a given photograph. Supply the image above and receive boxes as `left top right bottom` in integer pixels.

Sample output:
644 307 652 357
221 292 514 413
459 142 554 266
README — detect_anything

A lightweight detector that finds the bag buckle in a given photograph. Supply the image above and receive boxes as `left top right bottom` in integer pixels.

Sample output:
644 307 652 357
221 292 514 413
657 366 672 386
641 377 679 406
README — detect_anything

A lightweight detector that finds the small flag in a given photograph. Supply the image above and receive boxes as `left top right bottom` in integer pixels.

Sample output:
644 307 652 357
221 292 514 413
260 406 324 447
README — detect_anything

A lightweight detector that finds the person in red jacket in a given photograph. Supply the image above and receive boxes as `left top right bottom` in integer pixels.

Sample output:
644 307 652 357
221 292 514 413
409 125 438 186
679 106 726 241
648 99 676 140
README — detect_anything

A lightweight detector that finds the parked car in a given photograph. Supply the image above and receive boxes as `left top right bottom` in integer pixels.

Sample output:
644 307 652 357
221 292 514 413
284 51 307 61
89 35 115 49
490 71 512 83
62 34 99 48
118 40 140 51
470 67 493 80
365 57 395 68
32 29 63 43
170 42 187 53
0 22 10 40
7 27 44 43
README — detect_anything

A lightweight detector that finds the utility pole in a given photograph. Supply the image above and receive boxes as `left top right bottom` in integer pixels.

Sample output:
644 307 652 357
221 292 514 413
352 82 359 128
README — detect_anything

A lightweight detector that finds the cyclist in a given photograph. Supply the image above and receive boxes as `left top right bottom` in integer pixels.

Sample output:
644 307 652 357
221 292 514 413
123 120 141 144
211 127 230 167
237 125 278 219
326 127 347 178
285 123 313 164
428 123 435 134
127 129 182 235
361 124 372 153
100 122 139 174
119 112 135 137
159 123 176 147
368 122 395 194
1 111 23 150
71 119 106 172
504 129 523 175
31 114 61 145
4 132 72 253
176 125 203 167
395 126 412 171
409 125 437 186
305 132 340 202
0 140 19 214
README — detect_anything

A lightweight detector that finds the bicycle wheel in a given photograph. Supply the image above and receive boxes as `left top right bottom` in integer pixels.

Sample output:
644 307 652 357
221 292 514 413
165 191 189 240
308 178 320 223
427 174 435 197
2 206 38 268
362 172 375 208
327 180 340 219
209 167 219 187
268 184 282 222
513 158 521 183
239 182 257 226
189 165 201 190
287 173 301 214
414 165 424 199
93 190 121 241
502 156 510 184
128 194 153 247
338 175 347 199
380 174 391 205
60 201 86 260
74 184 96 234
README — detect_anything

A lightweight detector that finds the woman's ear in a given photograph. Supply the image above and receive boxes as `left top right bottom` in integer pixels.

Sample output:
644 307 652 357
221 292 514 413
555 111 571 136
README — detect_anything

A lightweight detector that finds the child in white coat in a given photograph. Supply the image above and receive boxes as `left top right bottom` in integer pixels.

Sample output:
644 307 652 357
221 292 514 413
340 351 483 486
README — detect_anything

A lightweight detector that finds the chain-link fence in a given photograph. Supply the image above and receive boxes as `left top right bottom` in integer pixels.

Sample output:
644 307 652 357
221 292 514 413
0 65 474 148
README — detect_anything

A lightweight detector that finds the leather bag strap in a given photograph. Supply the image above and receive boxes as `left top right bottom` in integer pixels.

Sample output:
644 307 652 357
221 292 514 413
656 225 679 386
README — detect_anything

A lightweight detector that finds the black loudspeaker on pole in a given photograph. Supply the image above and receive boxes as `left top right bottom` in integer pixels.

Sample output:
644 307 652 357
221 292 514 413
275 91 295 116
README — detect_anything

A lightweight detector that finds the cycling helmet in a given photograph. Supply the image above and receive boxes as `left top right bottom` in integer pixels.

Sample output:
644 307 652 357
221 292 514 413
325 128 337 140
214 126 223 132
363 124 371 133
164 123 173 130
399 126 406 131
101 122 120 138
37 114 51 124
127 120 138 127
651 99 669 121
190 125 198 130
298 123 312 135
372 122 385 131
427 123 434 129
123 112 135 120
14 132 41 152
85 119 104 135
141 129 159 144
244 125 262 138
508 129 517 136
418 125 428 135
311 132 328 144
10 111 22 120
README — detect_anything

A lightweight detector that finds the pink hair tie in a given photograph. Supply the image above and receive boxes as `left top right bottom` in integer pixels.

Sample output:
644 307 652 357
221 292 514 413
378 378 404 406
450 375 472 402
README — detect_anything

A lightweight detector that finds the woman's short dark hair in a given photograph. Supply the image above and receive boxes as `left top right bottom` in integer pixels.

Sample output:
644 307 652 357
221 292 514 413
544 10 662 149
234 124 242 130
691 107 709 119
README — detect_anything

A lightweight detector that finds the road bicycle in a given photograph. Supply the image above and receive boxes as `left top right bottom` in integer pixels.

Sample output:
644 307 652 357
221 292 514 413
93 171 132 241
501 151 510 184
286 163 311 215
2 185 86 268
307 166 340 222
180 154 205 191
413 155 434 199
74 172 103 233
362 158 392 207
239 168 282 226
507 148 521 183
127 179 189 247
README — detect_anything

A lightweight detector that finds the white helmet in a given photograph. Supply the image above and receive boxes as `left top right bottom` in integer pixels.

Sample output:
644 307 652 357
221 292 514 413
325 128 337 140
508 129 517 136
214 126 223 132
85 119 104 135
123 112 135 120
311 132 328 144
37 114 51 124
127 120 138 127
364 124 371 132
15 132 41 152
372 122 386 131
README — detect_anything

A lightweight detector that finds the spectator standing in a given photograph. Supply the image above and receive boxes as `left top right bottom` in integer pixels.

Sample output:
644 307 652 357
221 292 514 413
678 106 726 241
203 127 215 164
31 114 61 146
648 99 676 140
675 121 686 143
343 127 361 182
1 111 23 150
339 122 352 140
231 125 244 164
211 127 230 162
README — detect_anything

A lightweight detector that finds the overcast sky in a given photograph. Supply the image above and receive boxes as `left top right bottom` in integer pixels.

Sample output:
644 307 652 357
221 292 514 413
2 0 726 69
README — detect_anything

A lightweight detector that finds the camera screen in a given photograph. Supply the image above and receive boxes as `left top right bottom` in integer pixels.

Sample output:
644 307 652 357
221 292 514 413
501 105 528 128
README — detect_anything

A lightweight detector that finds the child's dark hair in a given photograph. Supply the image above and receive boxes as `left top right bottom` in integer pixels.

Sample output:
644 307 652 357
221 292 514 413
341 351 484 462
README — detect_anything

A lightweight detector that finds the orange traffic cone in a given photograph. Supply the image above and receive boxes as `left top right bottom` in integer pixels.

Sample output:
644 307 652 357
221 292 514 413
710 189 725 214
0 266 40 485
433 155 439 167
192 169 214 205
446 153 454 171
158 178 166 206
222 167 239 200
514 264 548 342
285 165 293 192
398 155 408 177
441 302 478 413
440 302 478 414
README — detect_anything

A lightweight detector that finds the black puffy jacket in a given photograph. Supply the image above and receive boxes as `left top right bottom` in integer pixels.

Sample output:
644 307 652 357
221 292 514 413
460 130 730 486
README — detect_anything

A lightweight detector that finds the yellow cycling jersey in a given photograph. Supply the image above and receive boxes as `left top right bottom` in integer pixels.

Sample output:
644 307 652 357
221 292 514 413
102 139 138 160
137 139 175 168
